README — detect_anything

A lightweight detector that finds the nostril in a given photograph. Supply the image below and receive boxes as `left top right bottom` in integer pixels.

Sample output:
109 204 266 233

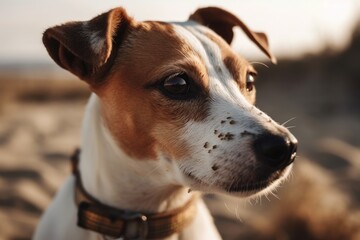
254 134 294 168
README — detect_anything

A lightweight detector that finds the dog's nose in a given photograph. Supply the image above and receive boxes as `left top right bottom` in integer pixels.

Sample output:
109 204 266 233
254 133 298 168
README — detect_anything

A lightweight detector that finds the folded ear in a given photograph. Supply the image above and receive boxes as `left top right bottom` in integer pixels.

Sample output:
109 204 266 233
189 7 276 64
43 7 133 84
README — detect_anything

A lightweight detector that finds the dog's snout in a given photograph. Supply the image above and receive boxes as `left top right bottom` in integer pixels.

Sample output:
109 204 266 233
254 134 298 168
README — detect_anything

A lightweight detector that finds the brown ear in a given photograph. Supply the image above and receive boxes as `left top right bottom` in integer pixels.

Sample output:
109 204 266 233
189 7 277 64
43 7 133 84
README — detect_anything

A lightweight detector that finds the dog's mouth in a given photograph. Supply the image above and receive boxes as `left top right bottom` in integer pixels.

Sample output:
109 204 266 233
227 169 284 193
184 166 289 195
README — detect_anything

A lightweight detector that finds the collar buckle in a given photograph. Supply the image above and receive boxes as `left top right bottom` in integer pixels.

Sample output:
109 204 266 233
122 212 148 240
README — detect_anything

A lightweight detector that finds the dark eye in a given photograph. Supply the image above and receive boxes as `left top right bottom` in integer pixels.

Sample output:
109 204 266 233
246 72 256 92
160 73 192 100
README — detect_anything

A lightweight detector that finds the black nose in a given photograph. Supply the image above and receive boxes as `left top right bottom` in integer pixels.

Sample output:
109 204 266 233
254 134 298 168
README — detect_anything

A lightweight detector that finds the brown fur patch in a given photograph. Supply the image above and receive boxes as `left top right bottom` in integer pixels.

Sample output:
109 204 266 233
43 8 133 84
95 21 210 160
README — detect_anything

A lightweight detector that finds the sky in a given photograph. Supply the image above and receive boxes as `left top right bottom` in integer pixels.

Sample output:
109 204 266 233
0 0 359 65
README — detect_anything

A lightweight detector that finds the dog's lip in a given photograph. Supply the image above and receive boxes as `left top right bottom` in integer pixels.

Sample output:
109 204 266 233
227 170 283 193
183 167 287 194
228 180 271 193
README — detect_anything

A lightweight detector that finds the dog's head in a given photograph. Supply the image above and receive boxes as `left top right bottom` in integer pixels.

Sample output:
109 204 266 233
43 7 297 197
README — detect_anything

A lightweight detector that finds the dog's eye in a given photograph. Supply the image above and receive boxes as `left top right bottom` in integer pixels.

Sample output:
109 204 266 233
161 73 192 100
164 75 188 94
246 72 256 92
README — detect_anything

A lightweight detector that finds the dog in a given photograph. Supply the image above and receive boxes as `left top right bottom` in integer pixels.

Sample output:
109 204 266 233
34 6 297 240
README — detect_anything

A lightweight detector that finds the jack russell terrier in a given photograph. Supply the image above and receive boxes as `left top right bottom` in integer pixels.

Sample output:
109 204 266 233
34 6 297 240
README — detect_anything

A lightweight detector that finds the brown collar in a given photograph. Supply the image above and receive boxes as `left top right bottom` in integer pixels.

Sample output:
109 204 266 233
71 149 197 239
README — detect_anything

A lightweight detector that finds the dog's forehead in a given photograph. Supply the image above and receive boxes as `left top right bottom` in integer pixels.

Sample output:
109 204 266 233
170 21 251 81
117 20 250 86
115 21 205 85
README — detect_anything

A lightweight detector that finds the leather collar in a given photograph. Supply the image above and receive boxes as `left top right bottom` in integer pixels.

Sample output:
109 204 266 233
71 149 197 239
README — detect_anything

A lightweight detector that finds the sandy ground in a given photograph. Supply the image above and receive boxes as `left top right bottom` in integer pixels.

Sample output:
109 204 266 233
1 28 360 240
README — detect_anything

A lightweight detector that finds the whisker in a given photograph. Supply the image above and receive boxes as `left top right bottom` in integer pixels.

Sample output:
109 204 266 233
235 203 243 222
270 189 280 200
248 198 254 206
224 202 232 213
145 165 161 177
281 117 296 126
250 61 269 69
265 192 271 202
286 126 296 129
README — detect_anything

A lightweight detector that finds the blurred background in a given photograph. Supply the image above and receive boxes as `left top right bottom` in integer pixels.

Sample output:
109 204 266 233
0 0 359 239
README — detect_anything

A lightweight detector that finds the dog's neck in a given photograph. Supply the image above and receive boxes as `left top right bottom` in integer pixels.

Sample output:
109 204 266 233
78 94 194 213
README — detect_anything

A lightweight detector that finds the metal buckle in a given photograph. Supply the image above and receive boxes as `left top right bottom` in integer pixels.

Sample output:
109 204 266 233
122 211 148 240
